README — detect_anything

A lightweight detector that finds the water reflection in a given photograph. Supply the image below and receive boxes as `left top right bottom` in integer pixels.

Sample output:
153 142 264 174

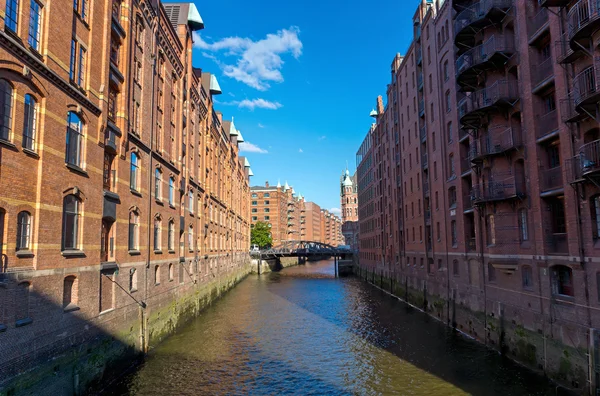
105 260 557 395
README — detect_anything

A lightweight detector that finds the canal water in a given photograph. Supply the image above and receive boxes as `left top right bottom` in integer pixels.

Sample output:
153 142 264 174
104 260 559 396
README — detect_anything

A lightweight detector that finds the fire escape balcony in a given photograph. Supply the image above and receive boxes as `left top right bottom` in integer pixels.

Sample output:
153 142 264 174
535 110 560 142
573 59 600 110
469 126 522 162
531 57 555 93
423 179 430 196
454 0 514 52
458 80 519 127
456 35 516 90
471 176 525 203
528 8 550 44
416 46 423 66
555 33 581 64
539 166 564 196
568 139 600 183
418 99 425 117
424 210 431 225
421 153 428 169
417 74 424 91
463 193 474 212
420 125 427 143
559 95 586 123
568 0 600 46
461 157 473 175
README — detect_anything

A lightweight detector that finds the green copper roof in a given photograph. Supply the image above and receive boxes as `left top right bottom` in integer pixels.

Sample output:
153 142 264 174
237 131 244 143
187 3 204 31
244 157 251 168
248 168 254 176
210 74 222 95
369 109 378 117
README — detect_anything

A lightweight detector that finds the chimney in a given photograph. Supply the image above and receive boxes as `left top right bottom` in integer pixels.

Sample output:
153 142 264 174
265 181 269 187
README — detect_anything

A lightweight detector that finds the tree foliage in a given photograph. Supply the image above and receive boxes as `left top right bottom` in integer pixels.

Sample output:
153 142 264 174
251 221 272 249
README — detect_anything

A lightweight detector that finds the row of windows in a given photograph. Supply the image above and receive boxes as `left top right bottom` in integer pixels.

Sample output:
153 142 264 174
251 192 271 198
0 80 37 150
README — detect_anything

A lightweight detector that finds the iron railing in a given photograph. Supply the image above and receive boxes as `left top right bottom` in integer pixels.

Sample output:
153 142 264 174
454 0 514 40
528 8 549 40
568 0 600 40
456 35 515 77
536 110 559 140
573 58 600 107
540 166 563 191
577 139 600 176
420 125 427 142
470 126 521 160
464 193 474 210
532 57 554 88
471 177 525 202
458 80 519 119
555 33 575 64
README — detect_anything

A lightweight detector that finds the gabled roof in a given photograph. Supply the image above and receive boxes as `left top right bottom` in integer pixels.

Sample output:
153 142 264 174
209 74 222 95
244 157 251 168
237 131 245 143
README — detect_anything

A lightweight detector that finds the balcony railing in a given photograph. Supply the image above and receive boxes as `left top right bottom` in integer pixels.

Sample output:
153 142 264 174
461 157 472 174
464 193 474 211
470 126 521 161
528 8 549 41
420 125 427 142
417 74 423 90
573 59 600 107
547 233 568 254
454 0 514 40
422 153 428 168
540 166 563 192
471 176 525 203
418 99 425 116
424 210 431 224
458 80 519 121
568 0 600 41
416 46 423 65
531 57 554 89
577 139 600 177
456 35 515 78
535 110 559 140
423 179 430 194
555 33 577 64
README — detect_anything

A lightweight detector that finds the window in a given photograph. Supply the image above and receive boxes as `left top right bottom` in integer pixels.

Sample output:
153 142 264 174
518 209 529 242
5 0 19 32
551 265 573 297
168 220 174 251
447 122 453 143
522 266 533 289
252 216 257 221
153 168 162 199
154 265 160 284
432 132 436 151
28 0 42 51
448 187 457 208
488 263 496 282
66 112 83 167
591 195 600 240
16 211 31 251
129 268 138 292
251 208 257 213
443 61 449 81
543 91 556 113
451 220 457 247
251 201 257 205
168 263 174 281
264 200 270 205
153 217 161 251
264 216 270 220
436 222 440 241
445 90 451 113
74 0 87 20
264 208 270 213
550 198 566 233
449 153 455 177
169 177 174 205
188 190 194 213
188 225 193 251
453 259 459 276
130 152 139 191
22 94 37 150
108 88 117 121
251 193 258 198
128 211 139 250
62 195 80 250
0 79 13 141
70 39 76 81
63 276 78 309
486 215 496 246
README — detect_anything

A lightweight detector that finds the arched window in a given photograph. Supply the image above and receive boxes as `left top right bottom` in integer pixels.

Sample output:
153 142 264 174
129 268 138 292
128 210 139 250
153 216 161 251
522 265 533 288
453 259 459 276
169 177 174 205
130 152 139 191
23 94 37 150
591 195 600 240
16 211 31 251
449 153 455 177
154 264 160 284
168 220 174 251
66 112 83 167
518 208 529 242
168 263 174 281
63 275 78 309
0 79 14 141
154 168 162 199
188 225 193 251
5 0 19 32
551 265 573 297
62 195 80 250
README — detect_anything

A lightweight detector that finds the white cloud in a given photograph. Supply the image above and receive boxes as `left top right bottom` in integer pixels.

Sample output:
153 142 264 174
329 208 341 216
298 148 303 153
219 98 282 111
318 135 326 141
239 141 268 154
258 123 265 128
193 27 303 91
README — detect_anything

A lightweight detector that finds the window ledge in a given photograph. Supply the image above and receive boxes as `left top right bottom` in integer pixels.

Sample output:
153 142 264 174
155 282 160 286
0 324 6 332
22 147 39 158
169 204 176 209
169 279 174 282
15 318 32 327
16 250 34 258
0 138 17 150
99 308 115 316
155 199 164 206
61 250 86 258
66 163 89 177
130 189 142 197
154 250 163 254
168 250 176 254
63 303 80 313
553 294 575 303
128 249 141 256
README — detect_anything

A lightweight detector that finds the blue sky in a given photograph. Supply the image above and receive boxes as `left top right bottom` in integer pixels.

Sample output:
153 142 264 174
189 0 420 215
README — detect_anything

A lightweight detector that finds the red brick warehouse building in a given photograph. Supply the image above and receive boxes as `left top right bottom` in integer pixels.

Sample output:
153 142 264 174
0 0 252 391
356 0 600 392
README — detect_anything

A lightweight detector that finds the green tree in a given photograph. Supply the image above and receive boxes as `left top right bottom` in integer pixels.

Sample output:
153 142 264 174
251 221 272 249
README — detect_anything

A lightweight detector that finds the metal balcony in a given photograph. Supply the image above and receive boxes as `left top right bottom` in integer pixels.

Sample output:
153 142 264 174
461 157 472 175
540 166 564 194
420 125 427 143
576 139 600 179
416 46 423 66
454 0 514 51
469 126 521 162
458 80 519 127
531 57 555 93
528 8 549 44
418 99 425 117
463 193 474 212
422 153 428 169
535 110 559 142
456 35 515 89
104 128 118 154
555 34 580 64
573 59 600 109
417 74 424 91
471 177 525 203
568 0 600 45
423 179 430 195
559 96 585 123
424 210 431 225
